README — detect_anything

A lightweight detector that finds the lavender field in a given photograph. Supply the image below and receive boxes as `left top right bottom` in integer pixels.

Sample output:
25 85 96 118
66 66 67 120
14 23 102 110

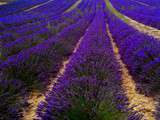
0 0 160 120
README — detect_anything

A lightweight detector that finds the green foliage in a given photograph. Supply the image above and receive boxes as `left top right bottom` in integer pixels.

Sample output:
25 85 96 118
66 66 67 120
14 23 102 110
59 96 128 120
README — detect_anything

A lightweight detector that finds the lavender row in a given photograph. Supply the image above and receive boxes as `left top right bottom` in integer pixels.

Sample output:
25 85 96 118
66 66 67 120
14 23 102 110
0 0 86 58
107 11 160 94
0 7 94 120
0 0 88 36
37 4 135 119
0 0 49 17
0 0 94 119
0 0 77 28
1 0 94 60
0 13 94 120
0 79 26 120
0 10 95 91
0 0 90 43
0 0 81 34
110 0 160 29
133 0 160 7
110 0 160 16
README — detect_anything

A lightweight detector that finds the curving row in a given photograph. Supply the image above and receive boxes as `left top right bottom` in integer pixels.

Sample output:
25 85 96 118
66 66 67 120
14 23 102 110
110 0 160 29
132 0 160 7
0 0 49 17
1 0 93 58
107 8 160 95
0 0 77 27
0 0 95 89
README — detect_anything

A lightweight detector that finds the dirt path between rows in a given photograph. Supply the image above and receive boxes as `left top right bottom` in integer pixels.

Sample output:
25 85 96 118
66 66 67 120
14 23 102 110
22 36 84 120
22 0 83 119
